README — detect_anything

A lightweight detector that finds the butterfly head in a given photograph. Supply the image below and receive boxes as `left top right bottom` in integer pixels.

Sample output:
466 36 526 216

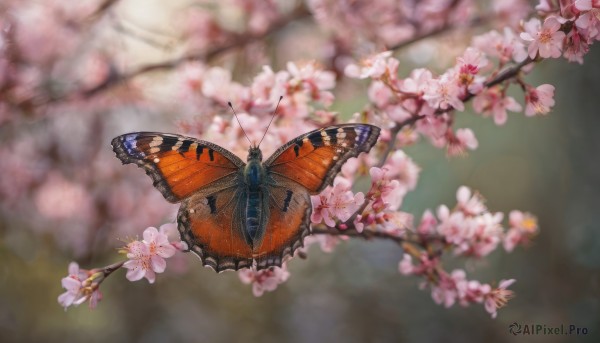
247 146 263 162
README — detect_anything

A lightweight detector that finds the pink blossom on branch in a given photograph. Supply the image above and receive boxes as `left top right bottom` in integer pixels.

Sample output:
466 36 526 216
525 84 556 116
57 262 104 310
311 177 365 229
238 265 290 297
122 225 186 284
520 17 566 59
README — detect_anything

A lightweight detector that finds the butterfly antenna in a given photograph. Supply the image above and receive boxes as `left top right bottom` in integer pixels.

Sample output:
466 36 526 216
228 101 253 146
258 96 283 148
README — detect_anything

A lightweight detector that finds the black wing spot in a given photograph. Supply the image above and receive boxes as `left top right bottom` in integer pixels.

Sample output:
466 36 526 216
293 144 300 157
179 140 192 155
324 128 338 145
308 132 323 146
196 146 204 160
207 195 217 214
160 137 179 152
282 190 293 212
208 149 215 161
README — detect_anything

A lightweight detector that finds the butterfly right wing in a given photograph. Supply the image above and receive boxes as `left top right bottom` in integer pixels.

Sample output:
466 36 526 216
112 132 245 203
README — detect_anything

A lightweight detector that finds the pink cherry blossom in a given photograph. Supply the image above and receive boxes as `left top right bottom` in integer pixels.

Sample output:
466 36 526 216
525 84 556 116
484 279 516 318
124 241 157 283
238 265 290 297
57 262 102 310
383 150 420 194
473 28 527 64
473 87 523 125
144 226 178 259
447 128 479 156
344 51 393 79
423 72 465 111
287 61 335 106
401 68 434 95
367 167 403 211
520 17 566 59
564 28 590 64
123 225 182 284
457 47 488 75
398 253 415 275
456 186 487 216
311 177 365 228
575 7 600 41
398 252 440 276
303 234 344 253
504 210 539 251
417 210 438 236
57 262 86 309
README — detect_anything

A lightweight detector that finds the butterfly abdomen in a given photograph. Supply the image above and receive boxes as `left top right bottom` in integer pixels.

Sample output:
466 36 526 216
243 157 267 246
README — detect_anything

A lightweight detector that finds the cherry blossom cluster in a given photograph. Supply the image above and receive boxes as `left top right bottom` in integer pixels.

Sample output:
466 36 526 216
310 184 537 318
343 0 599 156
58 224 186 309
396 186 538 318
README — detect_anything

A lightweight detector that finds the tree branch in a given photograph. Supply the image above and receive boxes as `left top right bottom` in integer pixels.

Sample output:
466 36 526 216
79 5 311 99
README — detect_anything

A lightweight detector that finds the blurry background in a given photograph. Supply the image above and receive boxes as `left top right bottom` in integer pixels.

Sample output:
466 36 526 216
0 0 599 342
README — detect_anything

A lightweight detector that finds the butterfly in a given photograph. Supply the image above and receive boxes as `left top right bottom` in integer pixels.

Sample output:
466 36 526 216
112 123 380 272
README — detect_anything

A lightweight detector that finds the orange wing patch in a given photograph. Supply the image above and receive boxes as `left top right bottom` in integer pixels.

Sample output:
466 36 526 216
112 132 245 203
253 177 312 269
266 124 380 194
178 179 253 272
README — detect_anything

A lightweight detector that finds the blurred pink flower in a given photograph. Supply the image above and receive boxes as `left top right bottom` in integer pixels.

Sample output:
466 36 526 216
58 262 86 309
457 47 488 75
456 186 487 216
504 210 539 252
447 128 478 156
473 28 527 64
34 173 94 220
473 87 522 125
520 17 566 59
484 279 516 318
238 265 290 297
368 167 402 211
345 51 393 79
383 150 420 193
524 84 555 116
417 210 438 236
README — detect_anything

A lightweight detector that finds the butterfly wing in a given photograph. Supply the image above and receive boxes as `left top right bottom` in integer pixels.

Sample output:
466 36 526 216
177 173 254 272
252 124 380 269
112 132 245 202
264 124 380 194
253 175 312 269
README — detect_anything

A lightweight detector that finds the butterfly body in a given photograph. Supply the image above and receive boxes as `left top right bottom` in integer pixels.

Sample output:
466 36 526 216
112 124 380 272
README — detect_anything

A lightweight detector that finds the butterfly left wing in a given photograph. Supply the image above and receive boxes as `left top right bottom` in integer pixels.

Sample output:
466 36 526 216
264 124 380 194
112 132 245 202
178 173 254 272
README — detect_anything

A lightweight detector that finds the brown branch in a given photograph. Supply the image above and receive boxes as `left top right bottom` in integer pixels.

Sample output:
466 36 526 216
79 5 311 99
311 225 405 245
387 15 487 52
